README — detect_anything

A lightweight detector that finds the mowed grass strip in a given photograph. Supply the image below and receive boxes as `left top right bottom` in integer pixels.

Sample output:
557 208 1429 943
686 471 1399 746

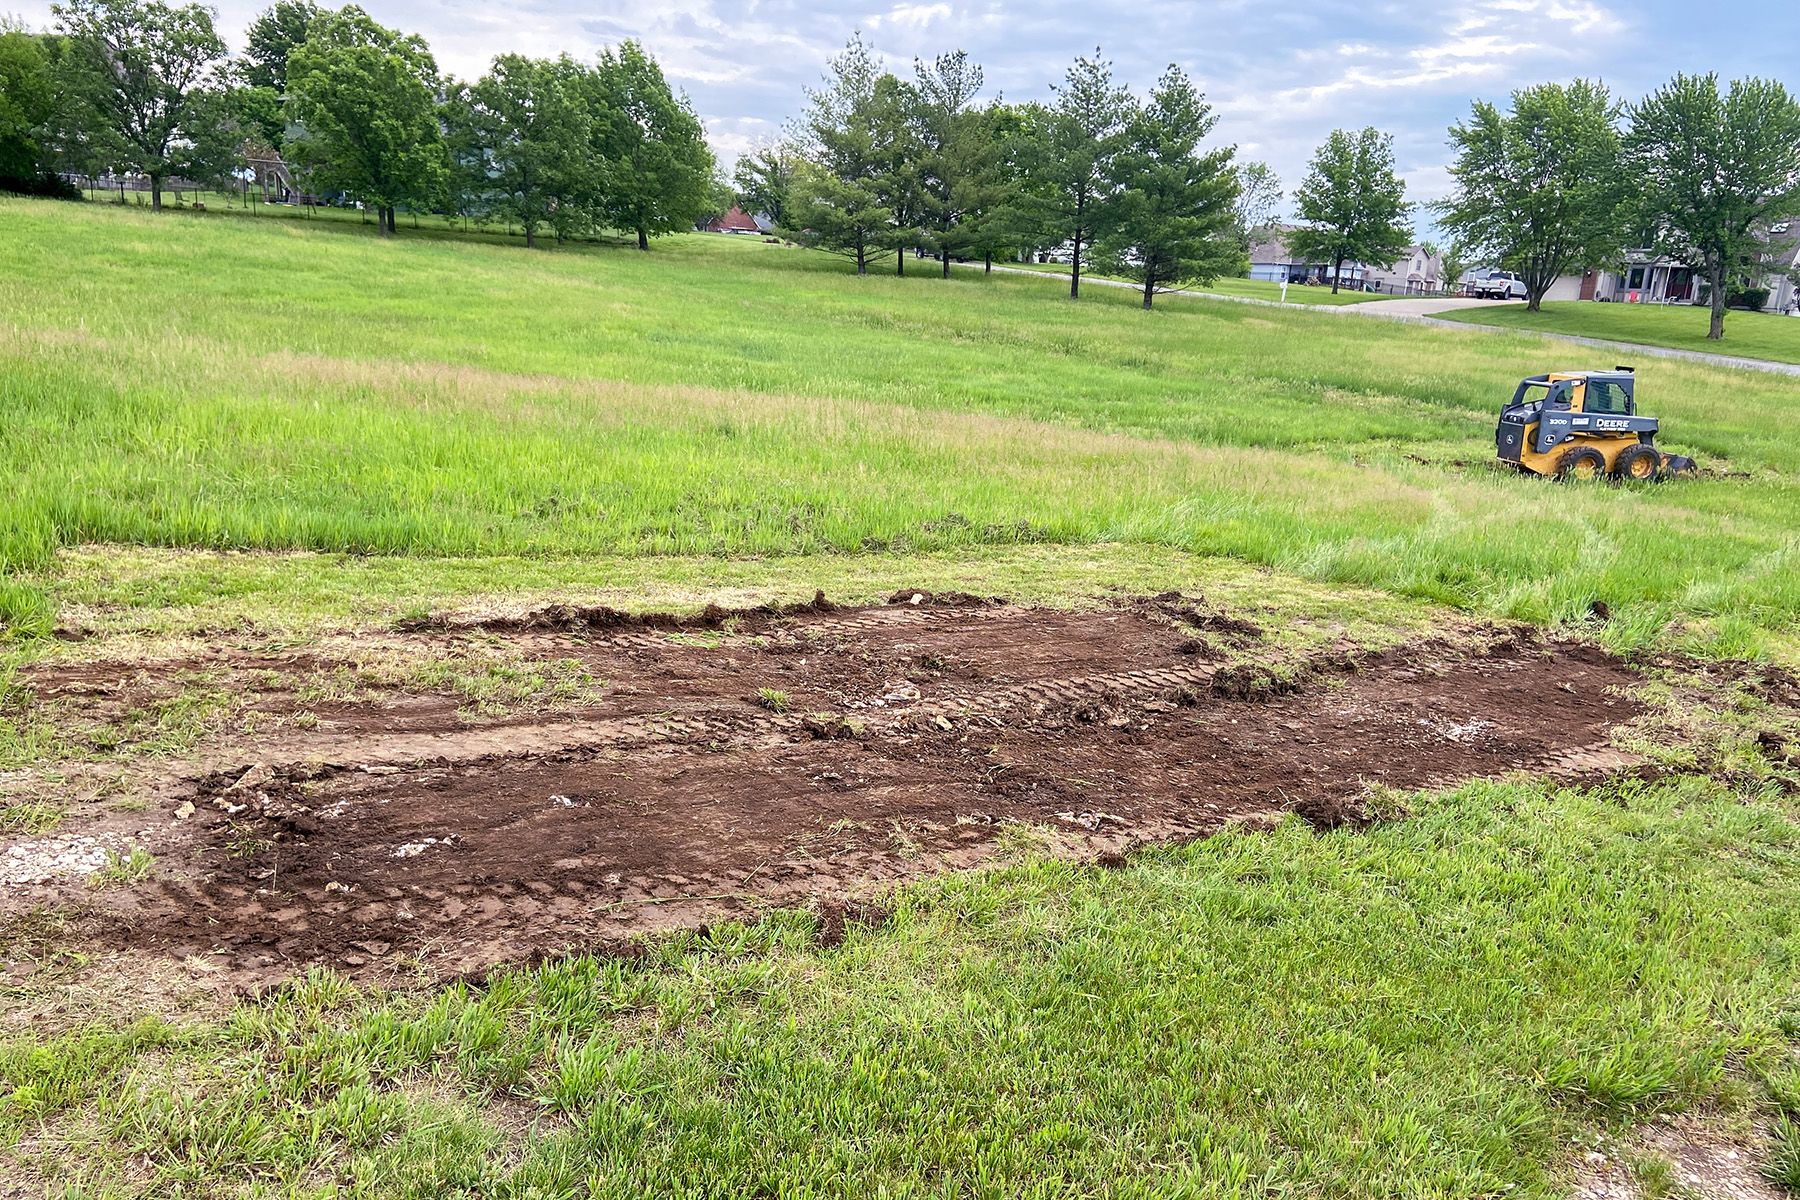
5 775 1798 1196
2 197 1799 657
1436 299 1800 365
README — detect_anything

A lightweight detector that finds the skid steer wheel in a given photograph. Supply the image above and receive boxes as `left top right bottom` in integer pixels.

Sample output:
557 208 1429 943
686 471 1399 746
1612 443 1662 482
1555 446 1608 482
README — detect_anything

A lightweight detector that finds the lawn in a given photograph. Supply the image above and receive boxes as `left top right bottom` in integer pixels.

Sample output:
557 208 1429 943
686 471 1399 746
1436 299 1800 364
2 195 1800 1198
4 196 1799 660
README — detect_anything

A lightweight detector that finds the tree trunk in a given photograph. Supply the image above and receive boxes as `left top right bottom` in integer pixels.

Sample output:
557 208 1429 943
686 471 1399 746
1331 255 1342 294
941 251 949 279
984 250 991 274
1708 262 1727 340
637 227 648 251
150 174 162 211
1071 232 1083 300
526 222 536 250
856 238 866 275
897 247 905 276
381 206 394 236
1143 276 1154 310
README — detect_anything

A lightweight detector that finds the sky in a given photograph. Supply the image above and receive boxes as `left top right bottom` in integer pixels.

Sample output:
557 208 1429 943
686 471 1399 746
13 0 1800 220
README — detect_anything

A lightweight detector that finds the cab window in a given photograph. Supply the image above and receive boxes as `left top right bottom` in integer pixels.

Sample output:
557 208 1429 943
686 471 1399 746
1585 380 1633 414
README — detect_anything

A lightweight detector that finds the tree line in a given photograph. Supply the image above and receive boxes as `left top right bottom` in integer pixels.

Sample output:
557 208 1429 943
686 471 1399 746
1437 73 1800 339
737 37 1253 308
0 0 716 247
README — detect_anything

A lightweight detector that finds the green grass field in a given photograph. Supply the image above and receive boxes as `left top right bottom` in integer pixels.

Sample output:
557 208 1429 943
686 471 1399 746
1437 299 1800 364
3 196 1800 1197
4 196 1799 659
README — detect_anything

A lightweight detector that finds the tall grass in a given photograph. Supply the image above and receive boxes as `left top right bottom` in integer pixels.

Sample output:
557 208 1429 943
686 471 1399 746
2 197 1799 651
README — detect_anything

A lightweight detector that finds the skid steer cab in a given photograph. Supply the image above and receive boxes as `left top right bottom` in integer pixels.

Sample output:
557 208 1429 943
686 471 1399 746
1495 367 1696 481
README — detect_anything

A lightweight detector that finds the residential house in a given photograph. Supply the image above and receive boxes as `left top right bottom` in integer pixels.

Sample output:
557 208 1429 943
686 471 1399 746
1503 225 1799 313
1248 227 1443 292
700 206 762 234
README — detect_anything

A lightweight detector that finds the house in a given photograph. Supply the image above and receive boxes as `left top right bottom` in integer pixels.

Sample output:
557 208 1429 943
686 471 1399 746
701 206 762 234
1246 227 1366 287
1507 225 1800 313
1247 227 1441 292
1363 245 1444 294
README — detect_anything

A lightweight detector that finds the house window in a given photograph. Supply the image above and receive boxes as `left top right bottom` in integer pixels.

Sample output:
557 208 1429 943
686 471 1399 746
1627 267 1645 289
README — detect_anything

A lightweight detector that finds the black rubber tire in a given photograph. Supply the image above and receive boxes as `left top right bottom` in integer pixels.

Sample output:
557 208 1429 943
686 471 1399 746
1612 442 1662 482
1555 446 1608 482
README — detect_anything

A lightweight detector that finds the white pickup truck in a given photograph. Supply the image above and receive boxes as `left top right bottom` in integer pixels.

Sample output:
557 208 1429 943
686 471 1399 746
1469 270 1529 300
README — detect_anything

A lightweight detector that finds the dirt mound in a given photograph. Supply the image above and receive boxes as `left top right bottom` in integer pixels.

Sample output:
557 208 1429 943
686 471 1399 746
3 598 1646 989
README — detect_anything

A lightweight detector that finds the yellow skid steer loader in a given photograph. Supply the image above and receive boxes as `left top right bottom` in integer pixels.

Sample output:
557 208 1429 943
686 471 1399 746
1495 367 1695 480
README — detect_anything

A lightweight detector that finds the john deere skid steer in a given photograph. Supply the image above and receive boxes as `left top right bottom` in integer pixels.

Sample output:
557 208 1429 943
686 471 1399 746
1495 367 1695 481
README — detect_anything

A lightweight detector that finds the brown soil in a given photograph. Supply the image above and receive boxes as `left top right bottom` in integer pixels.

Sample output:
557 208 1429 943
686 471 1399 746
4 594 1645 990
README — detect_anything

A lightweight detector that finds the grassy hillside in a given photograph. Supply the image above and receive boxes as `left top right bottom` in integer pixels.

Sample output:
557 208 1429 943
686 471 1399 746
3 197 1798 657
1437 299 1800 364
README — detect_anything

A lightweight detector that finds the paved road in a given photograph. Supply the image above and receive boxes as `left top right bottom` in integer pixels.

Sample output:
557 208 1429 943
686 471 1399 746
970 264 1800 378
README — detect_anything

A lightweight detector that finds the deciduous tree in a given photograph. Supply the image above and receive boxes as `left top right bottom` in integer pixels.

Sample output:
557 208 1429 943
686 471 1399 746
241 0 319 91
51 0 227 209
733 139 796 228
0 24 59 188
1232 159 1280 245
449 54 589 248
285 5 443 235
1100 64 1241 309
1286 126 1412 294
1627 72 1800 338
1439 79 1625 311
590 40 713 250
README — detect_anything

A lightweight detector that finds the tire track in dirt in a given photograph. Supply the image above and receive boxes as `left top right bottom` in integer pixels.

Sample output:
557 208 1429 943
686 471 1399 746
4 596 1649 989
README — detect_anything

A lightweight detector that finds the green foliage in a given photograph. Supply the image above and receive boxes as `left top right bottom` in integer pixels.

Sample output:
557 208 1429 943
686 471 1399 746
285 5 444 234
733 140 796 229
0 28 57 183
446 53 590 248
1627 73 1800 340
239 0 321 93
89 843 154 886
49 0 226 208
754 686 789 713
590 40 714 251
1440 79 1627 311
788 33 896 274
1098 63 1242 308
1287 126 1414 293
1031 49 1136 297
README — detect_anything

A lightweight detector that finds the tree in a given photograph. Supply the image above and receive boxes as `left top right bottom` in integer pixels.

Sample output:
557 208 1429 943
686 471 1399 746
449 54 589 248
1286 127 1412 294
869 70 923 275
0 25 59 188
241 0 319 92
733 140 796 228
964 100 1050 271
51 0 227 209
1627 73 1800 339
1100 64 1241 308
787 33 894 274
1033 49 1135 299
912 49 991 277
1232 160 1281 245
285 6 443 236
1439 80 1625 312
590 40 713 251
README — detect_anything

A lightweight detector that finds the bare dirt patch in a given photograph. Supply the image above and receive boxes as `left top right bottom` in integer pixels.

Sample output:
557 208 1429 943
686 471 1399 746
2 594 1644 990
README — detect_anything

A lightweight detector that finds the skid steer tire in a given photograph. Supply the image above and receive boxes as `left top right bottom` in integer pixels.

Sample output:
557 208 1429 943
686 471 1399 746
1555 446 1608 482
1612 443 1662 482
